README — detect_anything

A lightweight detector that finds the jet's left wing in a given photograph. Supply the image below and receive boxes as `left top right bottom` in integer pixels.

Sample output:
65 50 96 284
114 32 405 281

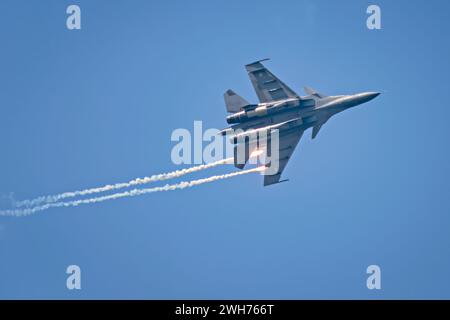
263 129 303 186
245 59 299 103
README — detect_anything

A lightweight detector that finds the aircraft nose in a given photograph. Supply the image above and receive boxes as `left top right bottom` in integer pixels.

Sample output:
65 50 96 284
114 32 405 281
360 92 380 102
351 92 380 106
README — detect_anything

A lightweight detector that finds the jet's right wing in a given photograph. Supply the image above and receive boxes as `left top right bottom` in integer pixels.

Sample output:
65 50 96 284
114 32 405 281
263 129 304 186
245 59 299 103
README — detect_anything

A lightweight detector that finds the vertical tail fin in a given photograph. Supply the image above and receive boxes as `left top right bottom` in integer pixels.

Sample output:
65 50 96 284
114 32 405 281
304 86 327 98
224 89 250 113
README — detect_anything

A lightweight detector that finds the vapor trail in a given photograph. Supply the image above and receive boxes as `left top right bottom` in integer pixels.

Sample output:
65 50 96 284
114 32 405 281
1 167 263 217
14 158 234 208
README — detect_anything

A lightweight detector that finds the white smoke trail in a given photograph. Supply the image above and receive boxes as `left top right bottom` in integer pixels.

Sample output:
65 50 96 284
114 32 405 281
1 167 264 217
14 157 234 208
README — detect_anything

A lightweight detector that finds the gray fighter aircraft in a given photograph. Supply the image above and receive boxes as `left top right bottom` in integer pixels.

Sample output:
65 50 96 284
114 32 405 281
220 59 380 186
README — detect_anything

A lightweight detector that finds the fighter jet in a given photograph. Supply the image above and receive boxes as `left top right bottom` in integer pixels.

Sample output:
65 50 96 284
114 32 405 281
220 59 380 186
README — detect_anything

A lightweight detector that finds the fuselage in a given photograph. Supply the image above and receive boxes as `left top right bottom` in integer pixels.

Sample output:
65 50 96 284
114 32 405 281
221 92 379 140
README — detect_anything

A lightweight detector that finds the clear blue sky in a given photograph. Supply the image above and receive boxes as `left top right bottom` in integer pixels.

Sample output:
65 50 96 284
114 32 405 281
0 0 449 299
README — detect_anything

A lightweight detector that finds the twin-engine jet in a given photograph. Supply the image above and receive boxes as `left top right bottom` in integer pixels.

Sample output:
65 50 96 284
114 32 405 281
221 59 379 186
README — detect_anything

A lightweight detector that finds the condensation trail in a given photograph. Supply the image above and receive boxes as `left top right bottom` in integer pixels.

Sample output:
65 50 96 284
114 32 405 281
1 167 264 217
14 157 234 208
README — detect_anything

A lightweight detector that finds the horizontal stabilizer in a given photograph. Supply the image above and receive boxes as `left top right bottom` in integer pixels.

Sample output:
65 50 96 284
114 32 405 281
224 89 250 113
233 141 257 170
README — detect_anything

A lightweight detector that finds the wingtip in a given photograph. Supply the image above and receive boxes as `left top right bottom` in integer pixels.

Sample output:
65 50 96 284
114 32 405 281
264 178 289 187
245 58 270 67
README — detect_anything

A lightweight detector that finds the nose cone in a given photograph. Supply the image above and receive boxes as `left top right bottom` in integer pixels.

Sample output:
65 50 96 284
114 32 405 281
357 92 380 104
322 91 380 110
365 92 380 101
